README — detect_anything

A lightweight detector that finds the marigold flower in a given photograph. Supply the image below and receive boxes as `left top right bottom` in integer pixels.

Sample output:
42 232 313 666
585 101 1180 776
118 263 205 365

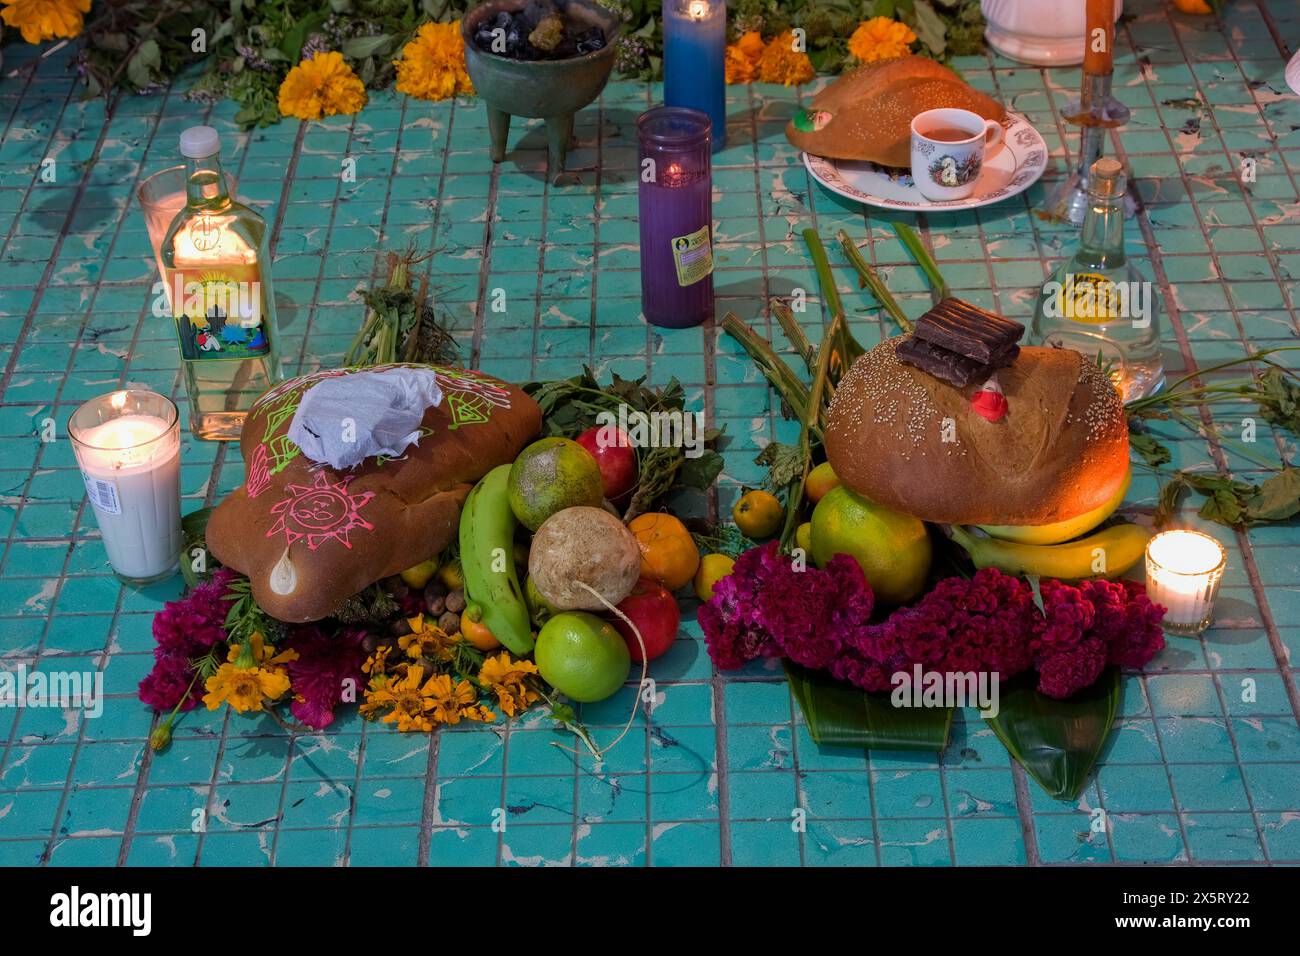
479 652 541 717
847 17 916 65
724 30 765 84
425 673 494 725
398 614 453 662
0 0 89 45
363 663 439 732
203 663 292 713
756 31 815 86
277 51 368 122
394 21 474 101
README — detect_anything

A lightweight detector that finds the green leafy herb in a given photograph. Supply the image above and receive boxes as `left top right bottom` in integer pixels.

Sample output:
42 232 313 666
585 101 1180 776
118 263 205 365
345 250 458 367
1128 431 1172 468
523 368 725 521
1154 468 1300 528
1255 367 1300 434
754 441 806 492
691 525 758 558
222 576 286 646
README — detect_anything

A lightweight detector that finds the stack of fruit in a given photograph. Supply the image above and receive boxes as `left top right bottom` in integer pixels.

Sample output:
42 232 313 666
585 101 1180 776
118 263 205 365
415 426 700 706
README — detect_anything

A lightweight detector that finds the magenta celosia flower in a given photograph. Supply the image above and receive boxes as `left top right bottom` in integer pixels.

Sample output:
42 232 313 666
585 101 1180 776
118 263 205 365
698 542 873 670
282 627 368 729
139 567 239 712
698 549 1167 700
138 649 202 711
150 566 237 653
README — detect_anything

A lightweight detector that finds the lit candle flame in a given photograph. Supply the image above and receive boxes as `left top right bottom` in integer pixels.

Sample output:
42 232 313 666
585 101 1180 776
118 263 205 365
110 391 127 412
687 0 708 18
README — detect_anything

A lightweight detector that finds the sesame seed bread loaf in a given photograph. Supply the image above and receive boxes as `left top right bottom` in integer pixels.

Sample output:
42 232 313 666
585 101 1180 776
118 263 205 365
824 339 1129 526
786 55 1007 168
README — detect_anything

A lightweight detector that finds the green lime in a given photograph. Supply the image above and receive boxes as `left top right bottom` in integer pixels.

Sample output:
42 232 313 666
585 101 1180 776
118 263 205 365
535 612 630 703
810 485 931 605
507 437 605 531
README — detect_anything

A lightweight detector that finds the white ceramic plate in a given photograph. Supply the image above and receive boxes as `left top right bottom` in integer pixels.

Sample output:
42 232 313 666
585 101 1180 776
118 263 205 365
1287 49 1300 97
802 111 1048 212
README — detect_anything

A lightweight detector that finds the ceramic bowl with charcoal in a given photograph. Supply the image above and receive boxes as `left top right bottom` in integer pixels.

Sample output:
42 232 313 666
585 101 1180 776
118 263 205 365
472 0 608 60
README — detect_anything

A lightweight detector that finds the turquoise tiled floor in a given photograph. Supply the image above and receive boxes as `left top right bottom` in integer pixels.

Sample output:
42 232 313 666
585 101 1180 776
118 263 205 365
2 0 1299 866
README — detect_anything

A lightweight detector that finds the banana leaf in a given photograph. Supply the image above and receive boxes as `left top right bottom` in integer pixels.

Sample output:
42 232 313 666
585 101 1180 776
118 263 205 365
983 668 1121 801
785 662 953 751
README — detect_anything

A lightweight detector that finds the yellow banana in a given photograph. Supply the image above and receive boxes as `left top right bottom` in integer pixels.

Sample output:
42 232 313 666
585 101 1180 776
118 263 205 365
950 522 1150 581
979 467 1131 545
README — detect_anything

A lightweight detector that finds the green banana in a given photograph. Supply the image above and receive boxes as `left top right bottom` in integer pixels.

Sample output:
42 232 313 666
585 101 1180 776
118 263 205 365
950 522 1150 581
458 464 534 655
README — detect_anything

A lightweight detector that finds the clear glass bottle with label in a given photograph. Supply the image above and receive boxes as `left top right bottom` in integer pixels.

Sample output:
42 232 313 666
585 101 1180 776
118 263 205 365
160 126 282 440
1031 158 1163 402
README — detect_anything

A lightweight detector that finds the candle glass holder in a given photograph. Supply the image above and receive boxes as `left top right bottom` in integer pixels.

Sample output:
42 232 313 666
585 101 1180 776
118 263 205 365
637 107 715 329
1145 530 1227 637
663 0 726 153
69 390 183 586
137 166 237 285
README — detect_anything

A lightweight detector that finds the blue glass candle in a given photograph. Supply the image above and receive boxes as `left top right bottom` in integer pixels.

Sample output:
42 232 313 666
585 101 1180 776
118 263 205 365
663 0 726 153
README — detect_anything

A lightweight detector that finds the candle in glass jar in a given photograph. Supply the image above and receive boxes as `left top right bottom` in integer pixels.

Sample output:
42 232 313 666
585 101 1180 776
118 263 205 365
663 0 726 153
1145 530 1226 636
637 107 715 329
69 390 182 585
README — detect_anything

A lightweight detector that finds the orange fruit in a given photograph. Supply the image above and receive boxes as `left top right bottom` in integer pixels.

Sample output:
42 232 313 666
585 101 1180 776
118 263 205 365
1172 0 1212 13
458 606 502 652
627 512 700 591
732 489 783 538
693 553 735 601
804 462 839 503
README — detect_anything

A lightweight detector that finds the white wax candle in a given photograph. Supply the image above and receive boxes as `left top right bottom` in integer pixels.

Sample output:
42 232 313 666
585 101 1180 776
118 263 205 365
1145 530 1226 636
75 412 181 582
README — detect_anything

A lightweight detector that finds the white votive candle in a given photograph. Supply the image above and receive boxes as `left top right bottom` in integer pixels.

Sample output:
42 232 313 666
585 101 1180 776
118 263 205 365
69 390 182 584
1145 530 1227 636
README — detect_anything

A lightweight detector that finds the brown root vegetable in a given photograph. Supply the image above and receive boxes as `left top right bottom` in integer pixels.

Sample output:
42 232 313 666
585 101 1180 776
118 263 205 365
529 506 640 611
437 610 461 633
445 589 467 614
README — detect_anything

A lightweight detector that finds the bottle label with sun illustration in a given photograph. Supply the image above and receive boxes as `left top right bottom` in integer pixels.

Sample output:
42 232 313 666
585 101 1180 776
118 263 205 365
167 264 271 362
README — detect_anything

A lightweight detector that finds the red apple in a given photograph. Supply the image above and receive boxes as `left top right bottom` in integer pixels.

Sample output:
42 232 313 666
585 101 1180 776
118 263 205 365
575 425 638 501
611 578 679 662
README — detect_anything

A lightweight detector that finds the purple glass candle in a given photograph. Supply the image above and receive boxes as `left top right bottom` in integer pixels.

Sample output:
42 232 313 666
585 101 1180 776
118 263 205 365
637 107 714 329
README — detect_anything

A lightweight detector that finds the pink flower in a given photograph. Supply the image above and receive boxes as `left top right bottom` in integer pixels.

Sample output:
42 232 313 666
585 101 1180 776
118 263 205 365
139 567 238 712
282 627 368 729
698 548 1167 700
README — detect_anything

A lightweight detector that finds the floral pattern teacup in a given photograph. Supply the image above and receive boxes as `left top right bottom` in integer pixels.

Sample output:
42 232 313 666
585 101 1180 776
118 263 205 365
910 107 1004 202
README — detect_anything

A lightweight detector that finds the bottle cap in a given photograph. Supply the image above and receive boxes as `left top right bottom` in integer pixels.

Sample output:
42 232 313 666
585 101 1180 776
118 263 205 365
1089 157 1125 198
179 126 221 159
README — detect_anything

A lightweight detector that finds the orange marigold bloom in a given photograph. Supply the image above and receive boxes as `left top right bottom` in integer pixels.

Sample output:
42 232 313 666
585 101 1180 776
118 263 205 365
756 31 815 87
278 51 368 121
724 30 765 84
0 0 88 45
847 17 917 64
394 21 475 101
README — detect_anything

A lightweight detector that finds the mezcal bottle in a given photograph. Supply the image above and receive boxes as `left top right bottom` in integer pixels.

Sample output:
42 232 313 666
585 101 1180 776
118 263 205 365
160 126 282 440
1031 158 1163 402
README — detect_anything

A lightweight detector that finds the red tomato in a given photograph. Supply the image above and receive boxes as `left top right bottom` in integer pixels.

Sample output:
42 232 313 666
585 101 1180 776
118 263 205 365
575 426 638 501
611 578 680 662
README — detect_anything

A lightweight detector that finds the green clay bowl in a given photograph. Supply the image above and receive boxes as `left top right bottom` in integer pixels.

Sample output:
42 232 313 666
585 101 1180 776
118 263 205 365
461 0 621 179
